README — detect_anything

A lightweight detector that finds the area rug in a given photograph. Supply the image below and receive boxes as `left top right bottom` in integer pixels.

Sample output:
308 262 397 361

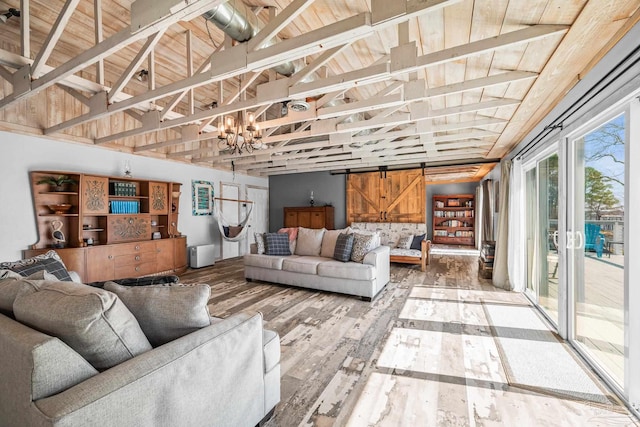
482 301 622 408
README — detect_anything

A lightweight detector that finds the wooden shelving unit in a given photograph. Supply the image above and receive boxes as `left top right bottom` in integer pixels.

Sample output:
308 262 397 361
432 194 475 246
25 170 187 282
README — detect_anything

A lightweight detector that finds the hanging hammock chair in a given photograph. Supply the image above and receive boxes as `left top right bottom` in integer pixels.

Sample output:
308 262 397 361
213 197 254 242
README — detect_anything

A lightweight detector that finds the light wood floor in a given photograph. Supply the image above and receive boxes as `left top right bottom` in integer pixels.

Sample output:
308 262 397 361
179 254 638 426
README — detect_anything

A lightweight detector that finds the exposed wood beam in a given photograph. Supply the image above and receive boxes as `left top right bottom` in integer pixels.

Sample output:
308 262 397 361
108 31 166 103
0 0 227 110
20 0 30 59
186 30 194 115
0 66 13 83
247 0 316 52
288 44 350 86
31 0 82 77
160 44 223 120
94 0 104 85
148 50 155 91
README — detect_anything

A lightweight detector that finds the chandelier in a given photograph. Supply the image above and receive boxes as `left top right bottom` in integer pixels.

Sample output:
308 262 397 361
217 111 263 155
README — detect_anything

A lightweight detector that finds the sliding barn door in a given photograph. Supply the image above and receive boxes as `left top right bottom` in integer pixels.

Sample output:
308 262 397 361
347 169 425 224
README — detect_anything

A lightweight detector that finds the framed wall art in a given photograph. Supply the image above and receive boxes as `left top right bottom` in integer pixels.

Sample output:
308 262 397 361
192 180 214 216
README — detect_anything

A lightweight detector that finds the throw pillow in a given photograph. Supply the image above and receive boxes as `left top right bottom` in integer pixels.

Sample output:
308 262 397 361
320 228 351 258
295 227 325 256
0 250 72 282
254 232 266 254
277 227 298 254
397 235 413 249
265 232 292 256
13 281 152 370
104 281 211 347
411 234 426 250
350 233 377 263
333 233 355 262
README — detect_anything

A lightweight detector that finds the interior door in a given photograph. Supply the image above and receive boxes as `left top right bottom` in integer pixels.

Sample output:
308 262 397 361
346 172 384 223
246 186 268 254
384 170 425 223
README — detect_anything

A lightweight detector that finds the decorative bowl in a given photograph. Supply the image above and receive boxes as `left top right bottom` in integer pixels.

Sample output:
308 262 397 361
48 203 73 214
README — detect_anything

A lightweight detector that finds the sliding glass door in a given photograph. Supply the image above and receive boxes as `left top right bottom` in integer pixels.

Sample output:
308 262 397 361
569 112 626 388
523 147 560 327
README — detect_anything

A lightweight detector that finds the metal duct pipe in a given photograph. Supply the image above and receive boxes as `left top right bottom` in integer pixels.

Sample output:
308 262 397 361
203 0 295 76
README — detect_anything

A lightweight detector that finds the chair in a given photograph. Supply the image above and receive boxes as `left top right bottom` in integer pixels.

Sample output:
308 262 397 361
584 223 605 258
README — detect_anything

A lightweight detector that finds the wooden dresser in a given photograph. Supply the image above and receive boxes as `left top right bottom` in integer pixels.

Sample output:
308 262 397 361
283 206 334 229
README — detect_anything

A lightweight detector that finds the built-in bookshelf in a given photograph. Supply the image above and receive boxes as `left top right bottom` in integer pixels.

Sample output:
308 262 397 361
432 194 475 246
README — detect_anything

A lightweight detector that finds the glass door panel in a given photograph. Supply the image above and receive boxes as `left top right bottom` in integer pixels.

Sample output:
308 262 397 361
524 153 560 326
571 113 626 386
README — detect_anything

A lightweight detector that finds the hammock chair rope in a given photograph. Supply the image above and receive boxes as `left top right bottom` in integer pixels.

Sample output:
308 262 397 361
213 198 254 242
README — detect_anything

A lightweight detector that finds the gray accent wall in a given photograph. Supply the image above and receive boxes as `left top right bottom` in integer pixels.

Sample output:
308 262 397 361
426 182 479 240
269 172 346 231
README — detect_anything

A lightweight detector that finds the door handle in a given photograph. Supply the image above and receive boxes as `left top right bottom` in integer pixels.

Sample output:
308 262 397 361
574 231 584 249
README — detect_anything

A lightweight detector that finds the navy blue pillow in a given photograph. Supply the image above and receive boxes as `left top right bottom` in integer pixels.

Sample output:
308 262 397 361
265 233 291 256
410 234 426 250
333 233 355 262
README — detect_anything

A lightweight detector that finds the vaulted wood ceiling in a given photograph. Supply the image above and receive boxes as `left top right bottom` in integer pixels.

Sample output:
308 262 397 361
0 0 638 177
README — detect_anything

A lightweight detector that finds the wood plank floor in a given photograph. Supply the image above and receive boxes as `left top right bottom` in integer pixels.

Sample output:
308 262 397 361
179 254 638 426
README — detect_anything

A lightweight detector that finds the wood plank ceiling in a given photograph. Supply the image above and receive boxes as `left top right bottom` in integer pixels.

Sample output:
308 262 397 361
0 0 638 178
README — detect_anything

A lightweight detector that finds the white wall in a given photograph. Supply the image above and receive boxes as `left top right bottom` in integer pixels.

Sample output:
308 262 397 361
0 131 268 261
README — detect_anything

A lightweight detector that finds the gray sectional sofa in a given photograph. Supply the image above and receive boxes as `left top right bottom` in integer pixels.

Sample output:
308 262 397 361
0 252 280 427
244 227 391 300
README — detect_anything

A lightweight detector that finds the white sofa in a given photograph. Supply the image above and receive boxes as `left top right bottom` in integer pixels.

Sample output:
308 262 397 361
351 222 430 271
244 227 390 300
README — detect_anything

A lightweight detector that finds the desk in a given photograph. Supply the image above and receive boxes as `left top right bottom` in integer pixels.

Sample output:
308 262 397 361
605 241 624 258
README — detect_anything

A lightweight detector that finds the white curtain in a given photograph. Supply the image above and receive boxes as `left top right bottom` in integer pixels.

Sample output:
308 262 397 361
492 161 510 289
505 158 526 292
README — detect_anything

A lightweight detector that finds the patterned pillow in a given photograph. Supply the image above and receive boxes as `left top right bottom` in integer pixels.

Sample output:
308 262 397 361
265 233 292 256
397 235 413 249
254 232 266 254
0 250 72 282
351 233 377 263
277 227 299 254
333 233 355 262
104 282 211 347
411 234 426 250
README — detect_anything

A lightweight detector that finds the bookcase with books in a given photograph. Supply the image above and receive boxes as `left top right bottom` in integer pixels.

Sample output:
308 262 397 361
432 194 475 246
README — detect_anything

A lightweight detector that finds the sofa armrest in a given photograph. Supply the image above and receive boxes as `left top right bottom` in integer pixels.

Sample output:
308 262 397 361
35 312 269 427
363 245 390 286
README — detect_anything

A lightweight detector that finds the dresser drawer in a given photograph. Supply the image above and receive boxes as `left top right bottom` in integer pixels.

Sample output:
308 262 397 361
114 250 156 267
118 241 157 255
114 262 157 279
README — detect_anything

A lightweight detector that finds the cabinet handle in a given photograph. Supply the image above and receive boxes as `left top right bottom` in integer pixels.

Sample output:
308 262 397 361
135 245 140 250
384 212 387 221
135 255 140 261
380 211 383 220
135 266 140 272
108 255 113 259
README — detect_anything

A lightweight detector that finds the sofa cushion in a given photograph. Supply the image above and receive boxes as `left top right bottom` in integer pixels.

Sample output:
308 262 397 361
295 227 325 256
390 248 422 258
317 260 375 281
244 253 289 270
351 233 377 263
104 281 211 347
282 257 325 274
265 232 292 256
0 275 43 316
254 232 266 254
411 233 426 250
263 329 280 373
333 233 355 262
397 235 413 249
0 250 72 282
320 227 351 258
13 280 152 370
278 227 298 254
